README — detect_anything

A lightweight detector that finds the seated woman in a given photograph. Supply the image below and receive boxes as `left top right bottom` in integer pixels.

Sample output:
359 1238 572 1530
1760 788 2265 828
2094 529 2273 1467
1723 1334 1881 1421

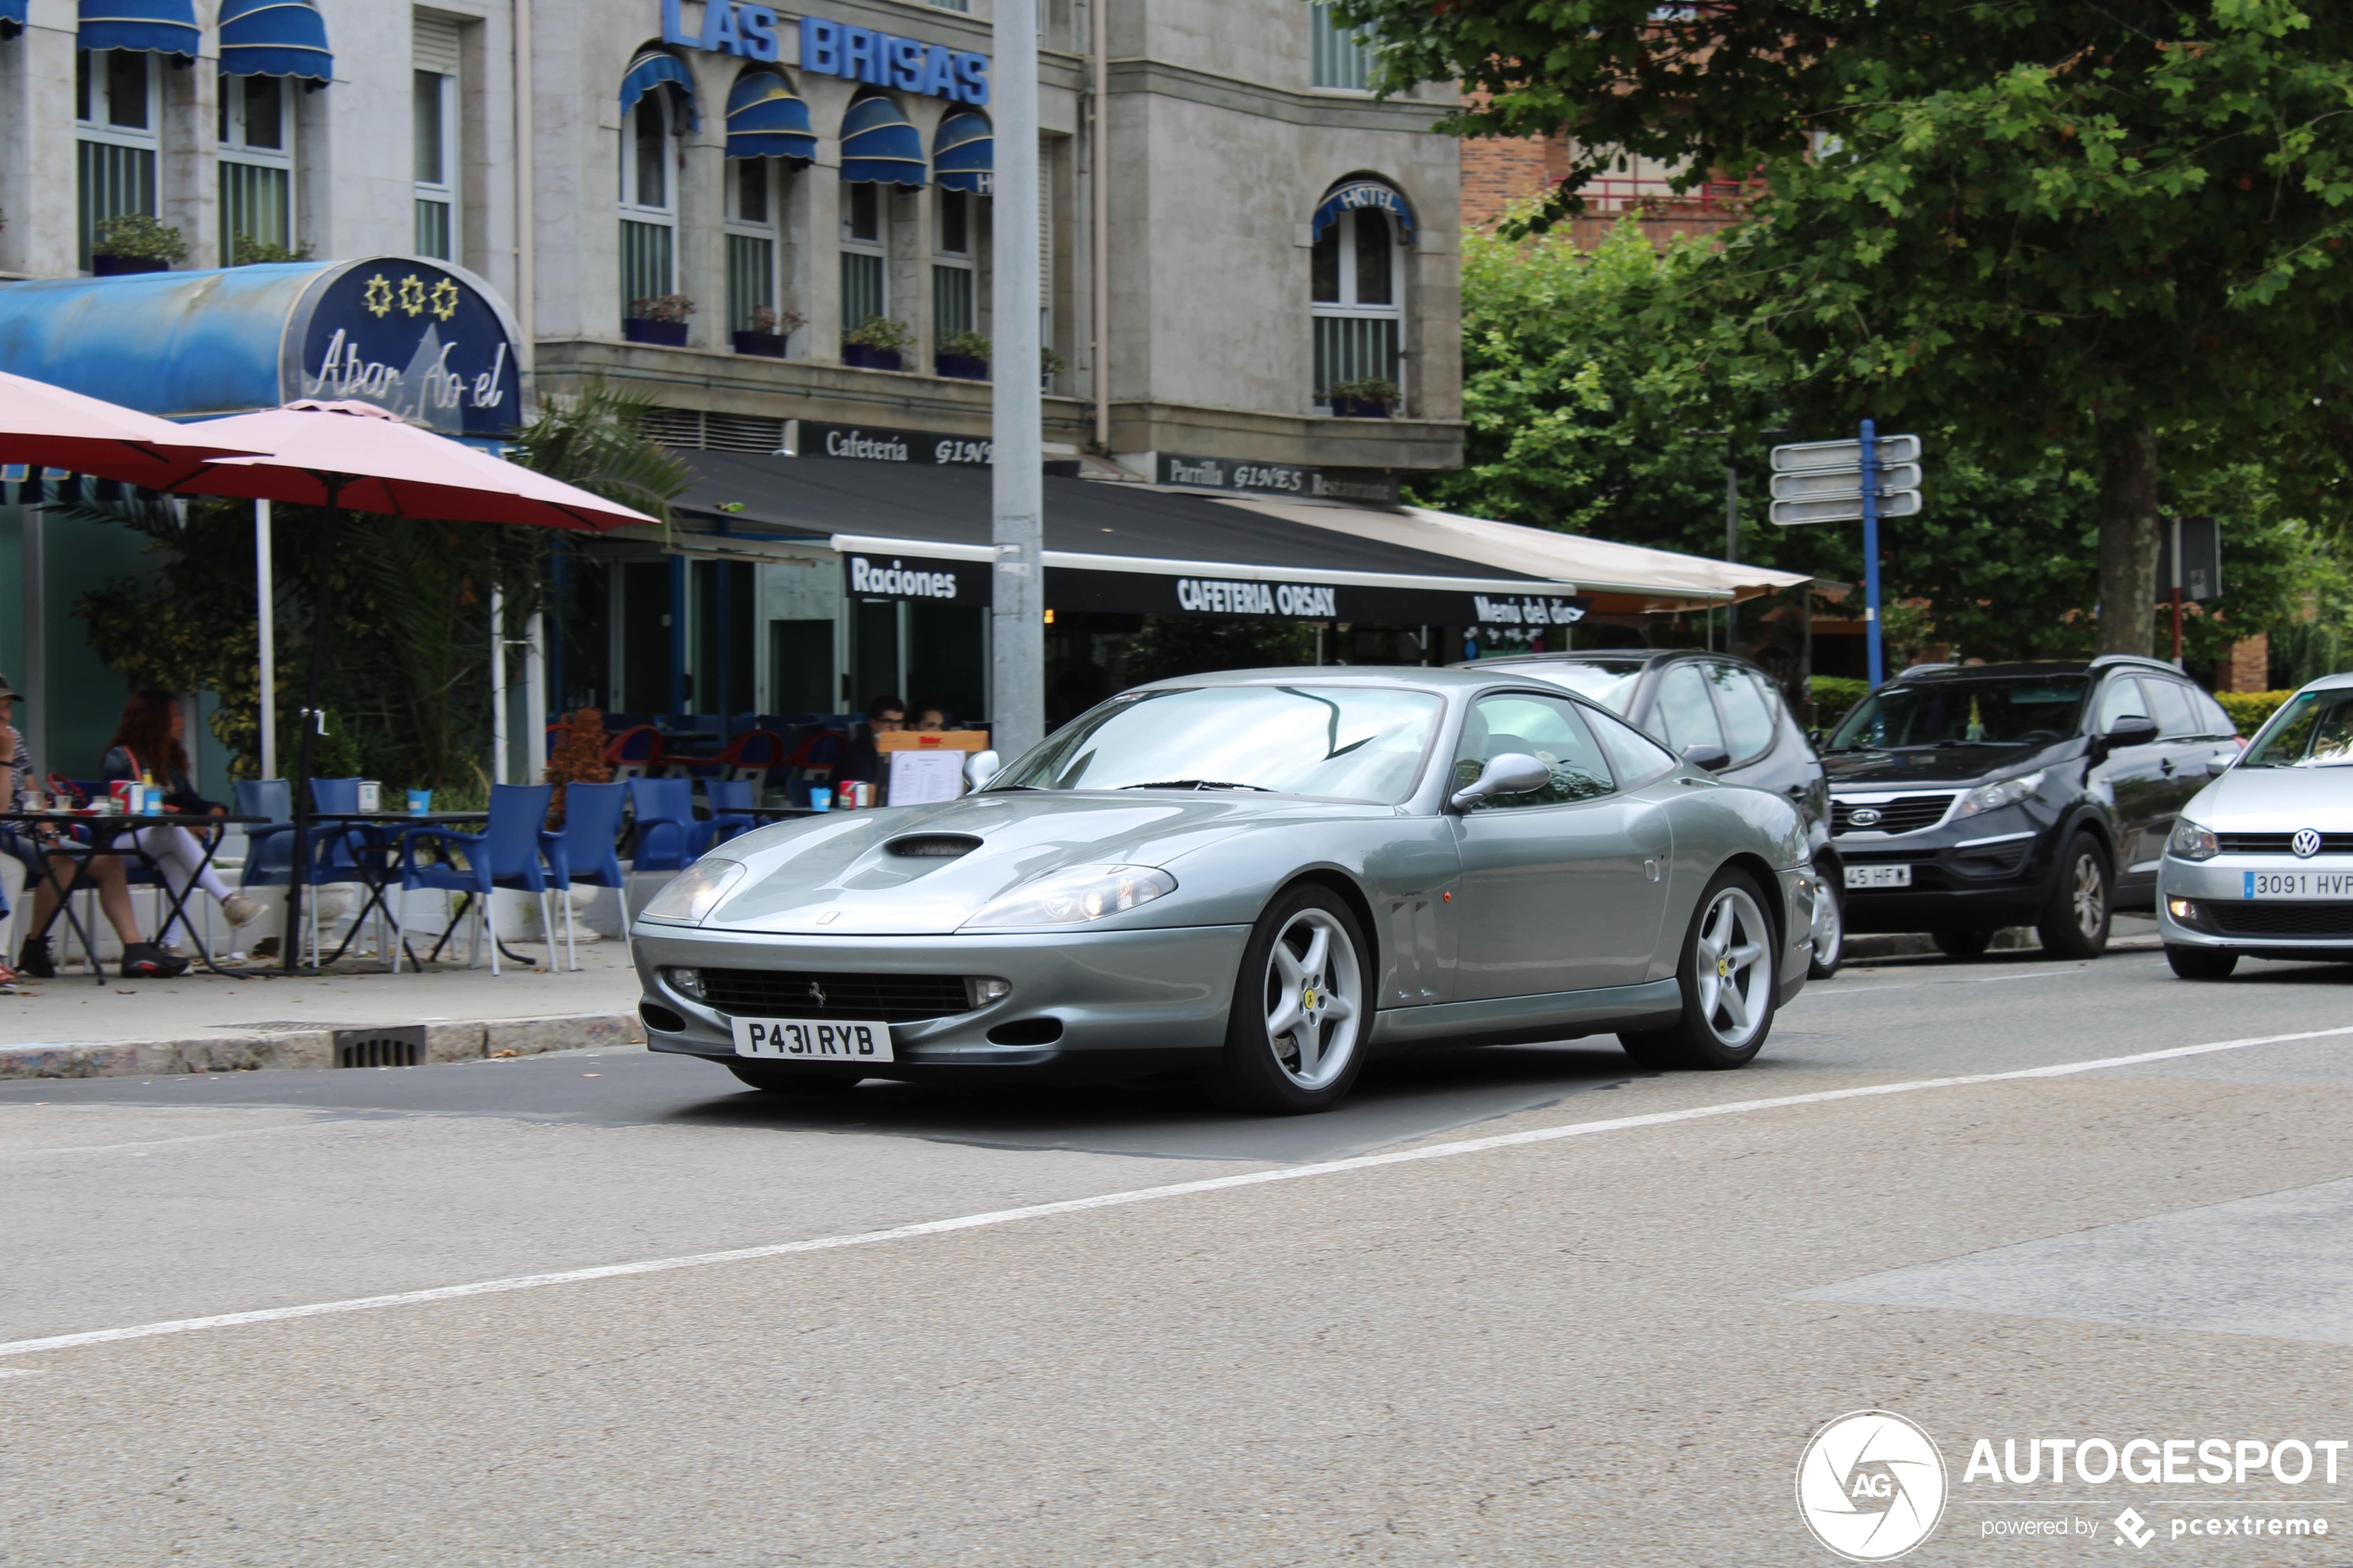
99 692 263 960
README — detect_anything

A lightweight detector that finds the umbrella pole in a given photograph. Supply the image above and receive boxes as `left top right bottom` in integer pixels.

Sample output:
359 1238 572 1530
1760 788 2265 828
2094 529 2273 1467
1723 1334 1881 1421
283 502 341 973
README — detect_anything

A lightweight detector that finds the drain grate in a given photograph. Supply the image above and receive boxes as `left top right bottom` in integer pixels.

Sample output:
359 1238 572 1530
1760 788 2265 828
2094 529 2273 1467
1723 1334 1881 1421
333 1025 427 1069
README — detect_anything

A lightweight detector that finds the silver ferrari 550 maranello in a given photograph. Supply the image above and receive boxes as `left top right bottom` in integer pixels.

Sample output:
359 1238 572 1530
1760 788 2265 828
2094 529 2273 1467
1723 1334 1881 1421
2158 671 2353 980
632 668 1818 1112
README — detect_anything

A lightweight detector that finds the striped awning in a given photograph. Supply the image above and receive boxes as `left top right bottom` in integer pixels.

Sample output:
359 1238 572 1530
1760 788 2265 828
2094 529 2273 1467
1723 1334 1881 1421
932 112 992 195
218 0 333 82
77 0 198 55
839 96 926 188
621 49 698 127
724 69 814 163
1 0 29 33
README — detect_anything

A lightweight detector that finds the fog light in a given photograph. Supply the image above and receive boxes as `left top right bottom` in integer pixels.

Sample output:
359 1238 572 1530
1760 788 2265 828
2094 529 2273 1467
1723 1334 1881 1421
2166 897 2198 922
967 976 1013 1008
667 965 706 1000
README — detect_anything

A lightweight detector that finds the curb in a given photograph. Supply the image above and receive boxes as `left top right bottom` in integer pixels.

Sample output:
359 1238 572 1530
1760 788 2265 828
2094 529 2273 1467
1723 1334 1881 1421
1844 930 2164 961
0 1010 647 1080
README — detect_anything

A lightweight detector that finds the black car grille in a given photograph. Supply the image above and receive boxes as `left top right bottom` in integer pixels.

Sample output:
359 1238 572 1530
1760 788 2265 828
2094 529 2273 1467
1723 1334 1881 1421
698 969 971 1021
2216 832 2353 856
2206 903 2353 939
1833 795 1957 835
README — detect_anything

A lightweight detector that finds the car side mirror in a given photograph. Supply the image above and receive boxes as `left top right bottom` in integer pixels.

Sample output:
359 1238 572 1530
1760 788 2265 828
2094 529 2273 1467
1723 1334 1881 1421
2103 716 2160 752
1807 727 1825 748
964 749 1001 790
2206 754 2233 777
1682 744 1732 773
1449 752 1552 812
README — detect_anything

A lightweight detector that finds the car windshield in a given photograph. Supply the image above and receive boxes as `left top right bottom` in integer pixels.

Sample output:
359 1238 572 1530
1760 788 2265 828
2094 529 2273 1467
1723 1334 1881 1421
1477 659 1644 714
1828 676 2090 750
992 684 1446 803
2242 688 2353 768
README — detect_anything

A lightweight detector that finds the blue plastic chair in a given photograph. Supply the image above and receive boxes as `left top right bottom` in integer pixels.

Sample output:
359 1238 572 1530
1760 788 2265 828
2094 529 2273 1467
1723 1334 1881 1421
626 777 705 872
234 780 296 889
540 781 627 972
704 779 758 847
396 784 556 974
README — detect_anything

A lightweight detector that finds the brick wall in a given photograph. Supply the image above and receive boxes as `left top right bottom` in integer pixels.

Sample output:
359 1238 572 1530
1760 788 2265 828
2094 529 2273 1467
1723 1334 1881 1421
2223 633 2271 693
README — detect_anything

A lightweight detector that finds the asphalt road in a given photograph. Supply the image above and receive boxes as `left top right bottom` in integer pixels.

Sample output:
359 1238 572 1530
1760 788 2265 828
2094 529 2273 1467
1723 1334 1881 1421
7 944 2353 1565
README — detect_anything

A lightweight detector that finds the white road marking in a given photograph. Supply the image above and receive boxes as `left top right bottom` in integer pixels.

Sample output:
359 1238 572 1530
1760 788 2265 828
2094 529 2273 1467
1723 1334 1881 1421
0 1120 360 1161
5 1023 2349 1362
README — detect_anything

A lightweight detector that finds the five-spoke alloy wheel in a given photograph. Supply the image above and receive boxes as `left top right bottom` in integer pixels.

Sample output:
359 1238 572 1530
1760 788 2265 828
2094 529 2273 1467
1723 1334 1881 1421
1212 884 1370 1113
1621 869 1781 1071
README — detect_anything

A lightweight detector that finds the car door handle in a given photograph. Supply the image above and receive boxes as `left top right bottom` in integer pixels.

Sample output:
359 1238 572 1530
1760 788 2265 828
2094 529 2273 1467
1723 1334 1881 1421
2159 759 2175 776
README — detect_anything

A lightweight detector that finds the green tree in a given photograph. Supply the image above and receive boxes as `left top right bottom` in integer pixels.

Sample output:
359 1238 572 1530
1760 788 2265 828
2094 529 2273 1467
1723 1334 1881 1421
1331 0 2353 655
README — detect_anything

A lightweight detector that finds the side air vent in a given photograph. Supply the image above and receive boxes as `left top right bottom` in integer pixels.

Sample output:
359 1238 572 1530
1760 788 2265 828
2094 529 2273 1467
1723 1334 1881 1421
885 834 982 859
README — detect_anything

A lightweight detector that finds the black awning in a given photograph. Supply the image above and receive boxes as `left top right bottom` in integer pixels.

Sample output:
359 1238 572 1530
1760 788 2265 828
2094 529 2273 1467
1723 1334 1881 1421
668 450 1589 628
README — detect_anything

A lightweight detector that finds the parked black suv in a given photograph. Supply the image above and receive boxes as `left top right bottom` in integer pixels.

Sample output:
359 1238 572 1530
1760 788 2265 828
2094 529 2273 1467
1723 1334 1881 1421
1451 648 1846 974
1821 657 2241 958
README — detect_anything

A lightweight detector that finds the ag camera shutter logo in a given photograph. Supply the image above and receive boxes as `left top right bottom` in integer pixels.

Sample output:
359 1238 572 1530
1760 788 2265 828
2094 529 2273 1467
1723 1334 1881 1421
1796 1410 1948 1561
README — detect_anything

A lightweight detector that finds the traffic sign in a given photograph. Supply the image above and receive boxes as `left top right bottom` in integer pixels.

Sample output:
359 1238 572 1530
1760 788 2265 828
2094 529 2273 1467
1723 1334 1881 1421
1768 463 1924 502
1768 490 1924 527
1770 434 1922 472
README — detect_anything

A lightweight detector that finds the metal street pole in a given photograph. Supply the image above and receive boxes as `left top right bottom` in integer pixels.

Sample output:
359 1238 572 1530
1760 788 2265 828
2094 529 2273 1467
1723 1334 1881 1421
1723 440 1739 652
1861 419 1883 688
990 0 1046 758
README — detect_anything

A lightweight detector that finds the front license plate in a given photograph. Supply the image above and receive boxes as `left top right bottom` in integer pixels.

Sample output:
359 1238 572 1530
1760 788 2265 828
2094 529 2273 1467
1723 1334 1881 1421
731 1017 896 1062
2242 871 2353 901
1846 863 1912 890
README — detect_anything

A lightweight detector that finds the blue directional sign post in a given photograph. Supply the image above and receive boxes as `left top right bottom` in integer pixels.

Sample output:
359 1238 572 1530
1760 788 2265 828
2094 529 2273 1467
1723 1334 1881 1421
1769 424 1926 689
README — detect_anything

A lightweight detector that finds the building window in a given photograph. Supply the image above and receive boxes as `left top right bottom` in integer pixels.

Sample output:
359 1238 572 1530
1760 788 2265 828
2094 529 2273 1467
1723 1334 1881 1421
620 89 678 316
217 74 296 265
724 157 779 334
1310 203 1403 406
840 180 887 331
412 70 457 257
1311 4 1376 92
933 187 975 339
75 49 160 270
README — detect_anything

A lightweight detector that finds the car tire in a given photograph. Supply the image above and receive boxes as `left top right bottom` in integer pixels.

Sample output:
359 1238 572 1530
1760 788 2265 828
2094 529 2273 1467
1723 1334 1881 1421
1617 868 1780 1071
1807 864 1846 980
726 1061 863 1094
2165 944 2239 981
2038 832 2112 960
1931 928 1993 959
1208 883 1372 1115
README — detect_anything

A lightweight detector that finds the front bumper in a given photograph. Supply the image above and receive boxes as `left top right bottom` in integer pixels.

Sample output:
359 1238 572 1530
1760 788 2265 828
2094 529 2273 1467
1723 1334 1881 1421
2158 857 2353 958
1830 808 2057 932
631 921 1251 1081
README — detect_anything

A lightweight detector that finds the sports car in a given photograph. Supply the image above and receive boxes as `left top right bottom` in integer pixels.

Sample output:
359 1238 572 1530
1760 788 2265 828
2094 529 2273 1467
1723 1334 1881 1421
632 668 1818 1113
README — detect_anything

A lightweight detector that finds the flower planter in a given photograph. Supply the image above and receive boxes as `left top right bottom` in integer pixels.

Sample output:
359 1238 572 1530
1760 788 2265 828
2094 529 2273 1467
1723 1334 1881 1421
1328 395 1392 420
92 254 169 277
623 318 690 346
842 343 903 371
733 331 787 358
935 352 989 381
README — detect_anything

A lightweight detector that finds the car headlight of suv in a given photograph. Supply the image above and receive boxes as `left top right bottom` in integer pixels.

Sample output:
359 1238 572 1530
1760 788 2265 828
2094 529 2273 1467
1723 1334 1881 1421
963 864 1176 928
2168 819 2220 861
1957 769 2045 819
640 859 748 923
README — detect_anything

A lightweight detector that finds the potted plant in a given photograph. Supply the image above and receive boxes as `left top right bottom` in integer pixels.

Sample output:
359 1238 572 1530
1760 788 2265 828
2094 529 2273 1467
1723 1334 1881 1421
625 294 696 346
734 305 803 358
1327 376 1398 419
227 235 314 267
90 213 187 276
936 329 990 381
842 315 912 371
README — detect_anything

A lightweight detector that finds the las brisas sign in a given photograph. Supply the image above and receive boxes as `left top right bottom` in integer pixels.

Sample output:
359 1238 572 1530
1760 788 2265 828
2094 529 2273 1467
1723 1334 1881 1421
660 1 991 104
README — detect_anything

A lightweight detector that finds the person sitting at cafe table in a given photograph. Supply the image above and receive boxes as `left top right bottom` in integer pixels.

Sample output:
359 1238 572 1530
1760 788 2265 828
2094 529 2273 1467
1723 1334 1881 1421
835 695 907 788
0 674 32 987
914 706 948 733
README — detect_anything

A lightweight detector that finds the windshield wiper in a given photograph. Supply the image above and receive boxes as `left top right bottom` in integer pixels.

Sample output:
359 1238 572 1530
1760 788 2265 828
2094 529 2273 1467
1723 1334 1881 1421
1119 779 1274 792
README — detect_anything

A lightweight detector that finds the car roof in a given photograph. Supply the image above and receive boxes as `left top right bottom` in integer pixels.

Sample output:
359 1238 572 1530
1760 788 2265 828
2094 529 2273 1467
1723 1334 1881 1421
1445 649 1723 671
1885 657 2180 685
2300 671 2353 693
1128 665 1510 694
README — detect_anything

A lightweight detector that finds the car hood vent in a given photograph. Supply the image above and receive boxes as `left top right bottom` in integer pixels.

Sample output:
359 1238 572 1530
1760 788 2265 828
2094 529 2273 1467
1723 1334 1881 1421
885 834 983 859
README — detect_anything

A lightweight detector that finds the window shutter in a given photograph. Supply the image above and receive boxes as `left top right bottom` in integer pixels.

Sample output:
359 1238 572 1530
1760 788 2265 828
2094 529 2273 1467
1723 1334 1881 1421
1038 150 1051 295
414 14 461 78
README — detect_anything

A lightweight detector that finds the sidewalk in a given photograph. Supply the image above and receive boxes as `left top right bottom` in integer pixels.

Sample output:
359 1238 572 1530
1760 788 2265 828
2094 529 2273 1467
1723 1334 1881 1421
0 940 646 1078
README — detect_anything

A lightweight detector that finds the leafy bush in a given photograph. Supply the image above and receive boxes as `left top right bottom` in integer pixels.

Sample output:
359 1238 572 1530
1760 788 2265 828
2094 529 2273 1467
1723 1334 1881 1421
1328 376 1399 405
228 235 314 266
747 305 805 337
2217 690 2296 737
2269 621 2346 691
1810 676 1871 730
92 213 187 262
938 329 991 359
844 316 913 350
628 294 696 323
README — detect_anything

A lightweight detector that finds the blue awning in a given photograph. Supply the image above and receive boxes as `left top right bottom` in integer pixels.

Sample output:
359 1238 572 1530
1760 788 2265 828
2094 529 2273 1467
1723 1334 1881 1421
933 112 992 195
78 0 198 56
724 69 813 163
1 0 29 33
1312 180 1416 244
621 50 698 128
219 0 333 82
839 96 926 188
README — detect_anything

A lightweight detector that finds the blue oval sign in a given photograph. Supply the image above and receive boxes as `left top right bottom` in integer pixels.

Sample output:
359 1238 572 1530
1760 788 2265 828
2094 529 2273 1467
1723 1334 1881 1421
284 259 522 440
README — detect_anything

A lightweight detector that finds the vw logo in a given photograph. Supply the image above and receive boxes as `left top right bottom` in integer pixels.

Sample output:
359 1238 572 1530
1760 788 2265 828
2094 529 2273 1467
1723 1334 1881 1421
1850 808 1884 828
806 981 828 1008
2294 828 2325 859
1796 1410 1948 1562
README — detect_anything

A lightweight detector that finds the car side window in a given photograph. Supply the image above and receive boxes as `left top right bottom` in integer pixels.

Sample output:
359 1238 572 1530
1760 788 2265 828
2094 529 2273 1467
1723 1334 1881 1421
1653 663 1727 757
1584 704 1681 789
2092 676 2150 734
2145 679 2200 738
1453 693 1615 810
1708 662 1778 764
2190 686 2235 740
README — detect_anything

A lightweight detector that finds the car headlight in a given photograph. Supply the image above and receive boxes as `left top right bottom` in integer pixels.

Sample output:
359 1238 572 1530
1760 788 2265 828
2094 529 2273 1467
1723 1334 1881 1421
963 864 1176 928
2168 819 2220 861
1957 770 2045 818
640 859 748 923
665 965 706 1000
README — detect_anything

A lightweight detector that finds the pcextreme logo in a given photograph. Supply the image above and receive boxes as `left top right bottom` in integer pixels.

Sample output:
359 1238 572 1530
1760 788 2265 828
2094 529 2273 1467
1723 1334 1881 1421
1797 1410 1951 1562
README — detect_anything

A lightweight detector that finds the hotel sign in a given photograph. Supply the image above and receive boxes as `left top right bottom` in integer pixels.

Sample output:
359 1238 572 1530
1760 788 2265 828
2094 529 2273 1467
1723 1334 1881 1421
290 259 520 439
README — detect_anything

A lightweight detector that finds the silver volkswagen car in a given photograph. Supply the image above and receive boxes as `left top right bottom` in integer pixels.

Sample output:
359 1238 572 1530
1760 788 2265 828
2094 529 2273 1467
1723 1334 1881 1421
632 669 1817 1112
2159 671 2353 979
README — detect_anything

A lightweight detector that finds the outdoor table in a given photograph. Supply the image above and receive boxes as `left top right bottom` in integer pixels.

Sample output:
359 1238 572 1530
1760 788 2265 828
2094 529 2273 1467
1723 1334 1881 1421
306 809 488 971
0 809 270 985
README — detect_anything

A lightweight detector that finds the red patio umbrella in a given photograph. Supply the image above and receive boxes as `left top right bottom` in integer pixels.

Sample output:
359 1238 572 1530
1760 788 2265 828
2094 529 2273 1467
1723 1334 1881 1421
0 367 268 483
160 399 660 972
